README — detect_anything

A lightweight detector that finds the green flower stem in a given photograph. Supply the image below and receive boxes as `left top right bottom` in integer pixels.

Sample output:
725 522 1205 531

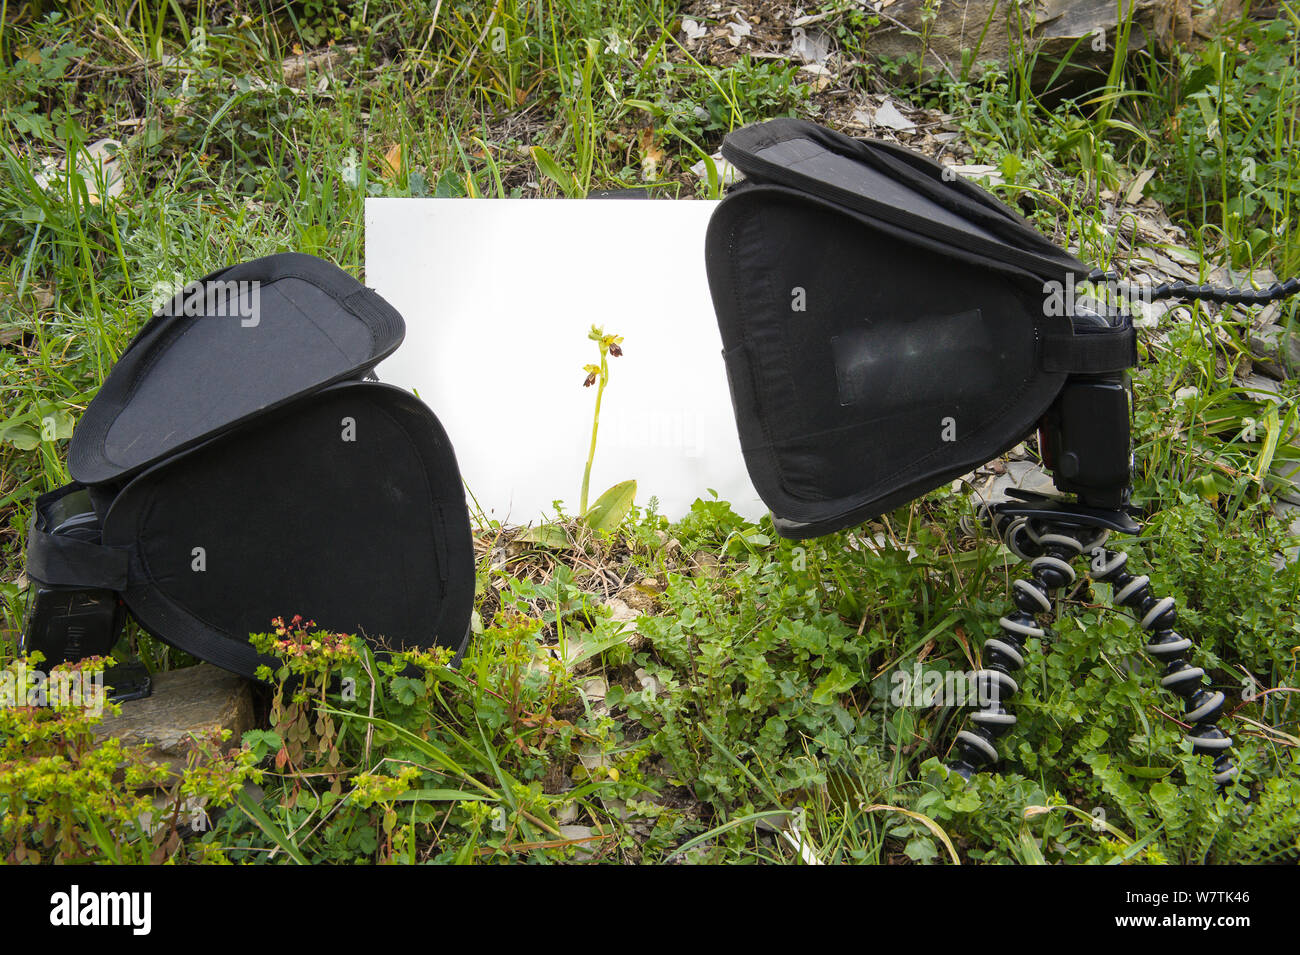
580 348 608 517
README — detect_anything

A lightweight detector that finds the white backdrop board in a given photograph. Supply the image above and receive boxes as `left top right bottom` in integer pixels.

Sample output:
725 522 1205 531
365 198 765 526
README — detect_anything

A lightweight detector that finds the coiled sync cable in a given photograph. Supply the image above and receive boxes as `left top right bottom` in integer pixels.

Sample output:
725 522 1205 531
1085 267 1300 307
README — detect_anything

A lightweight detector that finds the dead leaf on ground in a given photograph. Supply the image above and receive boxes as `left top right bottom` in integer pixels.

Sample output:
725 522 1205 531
638 127 664 182
380 144 402 181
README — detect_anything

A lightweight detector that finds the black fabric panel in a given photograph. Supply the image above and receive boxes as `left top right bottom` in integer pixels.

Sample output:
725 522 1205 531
100 382 474 679
69 252 406 486
706 184 1072 537
750 138 1005 245
720 118 1088 281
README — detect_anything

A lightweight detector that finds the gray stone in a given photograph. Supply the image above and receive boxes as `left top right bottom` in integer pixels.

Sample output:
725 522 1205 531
974 459 1056 505
1272 501 1300 567
1238 374 1286 405
790 25 831 64
1269 456 1300 507
93 663 255 778
1249 324 1299 380
558 824 599 860
858 0 1161 84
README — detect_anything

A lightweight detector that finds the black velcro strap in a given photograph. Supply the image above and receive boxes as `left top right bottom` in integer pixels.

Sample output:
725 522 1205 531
1040 324 1138 374
25 525 130 591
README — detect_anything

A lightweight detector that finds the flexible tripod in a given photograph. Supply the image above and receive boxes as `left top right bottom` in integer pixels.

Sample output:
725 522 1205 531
946 279 1271 786
950 492 1237 786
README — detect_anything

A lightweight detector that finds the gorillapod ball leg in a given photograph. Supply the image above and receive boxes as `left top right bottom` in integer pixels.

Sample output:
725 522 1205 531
954 508 1239 787
949 531 1082 777
1089 547 1238 786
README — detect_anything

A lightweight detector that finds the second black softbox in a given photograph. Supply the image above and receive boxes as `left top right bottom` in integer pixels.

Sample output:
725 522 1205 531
24 253 475 678
705 119 1136 538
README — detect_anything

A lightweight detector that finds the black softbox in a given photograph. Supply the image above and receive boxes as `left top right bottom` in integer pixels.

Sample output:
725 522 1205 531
24 253 475 678
705 119 1135 538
